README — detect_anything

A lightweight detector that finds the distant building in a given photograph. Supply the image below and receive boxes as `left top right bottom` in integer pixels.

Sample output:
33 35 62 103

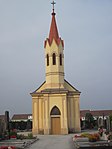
11 114 32 122
80 110 112 130
11 114 32 130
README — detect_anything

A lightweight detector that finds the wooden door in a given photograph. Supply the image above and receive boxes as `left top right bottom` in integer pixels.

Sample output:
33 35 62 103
51 117 61 134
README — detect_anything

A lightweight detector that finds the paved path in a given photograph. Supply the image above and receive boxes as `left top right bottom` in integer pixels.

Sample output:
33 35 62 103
29 135 75 149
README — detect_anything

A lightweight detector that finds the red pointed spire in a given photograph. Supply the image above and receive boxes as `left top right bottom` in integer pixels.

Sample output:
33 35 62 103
44 2 64 48
49 12 59 44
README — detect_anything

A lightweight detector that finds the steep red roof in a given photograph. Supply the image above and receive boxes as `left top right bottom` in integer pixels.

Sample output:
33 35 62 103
49 12 59 44
44 12 64 48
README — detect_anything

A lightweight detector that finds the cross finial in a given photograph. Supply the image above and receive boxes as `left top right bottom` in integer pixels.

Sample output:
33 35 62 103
51 1 56 13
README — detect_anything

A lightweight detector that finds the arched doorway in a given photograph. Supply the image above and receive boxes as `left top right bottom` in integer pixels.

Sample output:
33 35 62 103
50 106 61 134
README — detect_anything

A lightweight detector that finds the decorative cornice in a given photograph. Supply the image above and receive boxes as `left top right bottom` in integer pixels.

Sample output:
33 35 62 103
46 72 64 76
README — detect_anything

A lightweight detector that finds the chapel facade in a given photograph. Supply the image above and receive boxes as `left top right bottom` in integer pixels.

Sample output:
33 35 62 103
31 2 81 135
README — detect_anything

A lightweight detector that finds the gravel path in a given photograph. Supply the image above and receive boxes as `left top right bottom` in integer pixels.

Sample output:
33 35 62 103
29 135 75 149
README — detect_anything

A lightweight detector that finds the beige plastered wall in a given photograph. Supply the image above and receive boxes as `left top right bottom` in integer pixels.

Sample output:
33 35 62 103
32 93 69 135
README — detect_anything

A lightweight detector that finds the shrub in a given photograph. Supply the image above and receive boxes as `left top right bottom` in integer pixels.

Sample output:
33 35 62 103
27 133 33 139
17 133 35 140
10 129 17 138
17 134 25 140
81 133 91 138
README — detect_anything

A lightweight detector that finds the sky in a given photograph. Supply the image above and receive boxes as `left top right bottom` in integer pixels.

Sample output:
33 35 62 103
0 0 112 117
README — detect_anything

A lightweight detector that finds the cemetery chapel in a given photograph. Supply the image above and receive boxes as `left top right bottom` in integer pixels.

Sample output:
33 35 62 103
31 2 81 135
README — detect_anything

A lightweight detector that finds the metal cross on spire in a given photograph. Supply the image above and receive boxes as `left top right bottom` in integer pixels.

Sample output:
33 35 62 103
51 0 56 13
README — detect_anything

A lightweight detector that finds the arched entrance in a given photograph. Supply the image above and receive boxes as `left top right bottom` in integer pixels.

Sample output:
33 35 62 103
50 106 61 134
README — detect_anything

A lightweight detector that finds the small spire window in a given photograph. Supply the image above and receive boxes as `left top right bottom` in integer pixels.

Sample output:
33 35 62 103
60 54 62 65
52 53 56 65
47 54 49 66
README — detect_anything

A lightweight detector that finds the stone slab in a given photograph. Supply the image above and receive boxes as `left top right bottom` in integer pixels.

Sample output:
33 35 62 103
0 138 38 148
74 139 112 149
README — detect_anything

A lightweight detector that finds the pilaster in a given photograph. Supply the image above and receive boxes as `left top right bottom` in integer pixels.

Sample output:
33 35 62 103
32 97 39 135
74 97 81 132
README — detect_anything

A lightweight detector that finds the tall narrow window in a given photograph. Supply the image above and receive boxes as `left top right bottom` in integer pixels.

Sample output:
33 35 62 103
52 53 56 65
60 54 62 65
47 54 49 66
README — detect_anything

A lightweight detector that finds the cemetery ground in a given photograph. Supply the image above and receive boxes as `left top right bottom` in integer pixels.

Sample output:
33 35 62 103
0 130 112 149
0 133 74 149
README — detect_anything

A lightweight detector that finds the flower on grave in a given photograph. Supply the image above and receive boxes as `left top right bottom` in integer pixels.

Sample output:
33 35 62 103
0 146 15 149
89 133 100 142
74 134 82 138
10 135 16 139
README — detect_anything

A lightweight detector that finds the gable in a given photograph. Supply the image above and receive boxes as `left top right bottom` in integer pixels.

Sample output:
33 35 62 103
64 79 80 93
30 81 46 94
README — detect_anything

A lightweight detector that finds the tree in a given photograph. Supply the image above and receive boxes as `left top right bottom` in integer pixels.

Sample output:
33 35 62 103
109 114 112 130
109 114 112 122
85 113 95 129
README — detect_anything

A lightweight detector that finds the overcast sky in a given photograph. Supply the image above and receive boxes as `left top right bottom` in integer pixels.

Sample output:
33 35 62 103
0 0 112 117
